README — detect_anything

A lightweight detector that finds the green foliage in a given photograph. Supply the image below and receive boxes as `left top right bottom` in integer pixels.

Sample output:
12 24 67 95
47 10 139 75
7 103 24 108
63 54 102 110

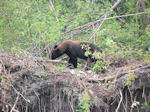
125 74 138 85
81 44 106 73
0 0 149 63
141 102 150 110
11 46 23 55
77 88 90 112
37 71 46 78
125 66 138 86
28 68 34 73
55 63 65 72
0 0 65 50
92 60 106 73
40 71 46 77
125 0 137 13
96 17 150 61
81 44 92 57
138 25 150 60
0 0 111 51
92 51 101 59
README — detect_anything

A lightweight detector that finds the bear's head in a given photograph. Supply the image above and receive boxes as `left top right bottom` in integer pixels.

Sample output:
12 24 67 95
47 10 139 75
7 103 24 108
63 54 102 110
51 45 62 59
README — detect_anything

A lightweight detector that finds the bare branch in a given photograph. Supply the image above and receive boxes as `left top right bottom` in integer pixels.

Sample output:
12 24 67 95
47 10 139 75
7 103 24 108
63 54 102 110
115 90 123 112
10 83 30 103
104 12 149 20
10 94 19 112
39 59 67 64
89 0 122 39
63 11 149 40
49 0 59 21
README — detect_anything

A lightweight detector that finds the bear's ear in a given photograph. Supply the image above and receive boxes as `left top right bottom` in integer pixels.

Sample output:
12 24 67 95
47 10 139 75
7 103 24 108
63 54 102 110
54 45 57 48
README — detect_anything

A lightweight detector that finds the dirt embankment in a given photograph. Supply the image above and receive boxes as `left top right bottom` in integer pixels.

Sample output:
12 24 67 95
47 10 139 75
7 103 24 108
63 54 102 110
0 54 150 112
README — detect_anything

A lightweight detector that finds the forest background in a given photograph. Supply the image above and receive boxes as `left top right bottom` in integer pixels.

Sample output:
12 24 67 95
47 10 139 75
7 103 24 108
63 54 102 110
0 0 150 62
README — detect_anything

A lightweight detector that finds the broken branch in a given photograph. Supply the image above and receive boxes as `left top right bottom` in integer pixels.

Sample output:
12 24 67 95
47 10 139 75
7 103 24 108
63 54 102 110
39 59 67 64
10 94 19 112
115 90 123 112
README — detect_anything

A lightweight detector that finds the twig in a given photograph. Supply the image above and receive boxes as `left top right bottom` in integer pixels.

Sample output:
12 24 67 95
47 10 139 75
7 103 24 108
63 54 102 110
74 73 86 91
49 0 59 21
133 92 140 112
128 86 134 112
10 94 19 112
5 13 13 47
142 86 147 103
125 90 128 112
115 89 123 112
10 83 30 103
89 18 105 40
63 11 149 37
73 0 122 36
89 0 122 40
104 11 149 20
0 59 7 74
69 99 75 112
33 89 41 112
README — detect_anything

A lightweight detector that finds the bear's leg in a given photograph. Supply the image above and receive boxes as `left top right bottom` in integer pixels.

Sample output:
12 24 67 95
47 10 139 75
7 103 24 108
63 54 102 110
67 58 73 67
84 56 91 70
68 58 72 63
72 58 77 68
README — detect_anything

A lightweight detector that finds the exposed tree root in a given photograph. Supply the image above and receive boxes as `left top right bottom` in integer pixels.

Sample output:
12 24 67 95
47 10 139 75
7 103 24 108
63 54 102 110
0 54 150 112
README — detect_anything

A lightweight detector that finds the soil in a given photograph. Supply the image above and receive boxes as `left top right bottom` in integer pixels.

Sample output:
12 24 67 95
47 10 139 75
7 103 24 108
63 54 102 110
0 54 150 112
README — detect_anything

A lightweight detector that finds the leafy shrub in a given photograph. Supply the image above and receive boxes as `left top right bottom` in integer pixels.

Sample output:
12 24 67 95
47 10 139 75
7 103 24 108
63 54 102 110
141 102 150 111
92 60 106 73
125 66 138 86
77 88 90 112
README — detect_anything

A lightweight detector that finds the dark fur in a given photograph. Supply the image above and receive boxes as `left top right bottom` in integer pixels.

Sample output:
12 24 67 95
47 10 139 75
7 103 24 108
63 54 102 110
51 40 102 68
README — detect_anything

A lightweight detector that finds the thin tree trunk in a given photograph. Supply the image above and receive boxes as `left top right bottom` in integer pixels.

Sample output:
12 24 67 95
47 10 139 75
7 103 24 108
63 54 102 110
6 13 13 47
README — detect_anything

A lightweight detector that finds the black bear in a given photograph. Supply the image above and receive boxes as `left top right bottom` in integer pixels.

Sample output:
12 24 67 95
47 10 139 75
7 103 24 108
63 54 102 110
51 40 102 68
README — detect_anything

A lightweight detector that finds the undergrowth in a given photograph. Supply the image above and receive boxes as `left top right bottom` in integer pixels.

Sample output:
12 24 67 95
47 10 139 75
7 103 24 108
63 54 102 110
77 88 90 112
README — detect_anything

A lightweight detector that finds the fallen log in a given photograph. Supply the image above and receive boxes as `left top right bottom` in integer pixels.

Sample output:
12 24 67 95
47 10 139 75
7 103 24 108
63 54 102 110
39 59 67 64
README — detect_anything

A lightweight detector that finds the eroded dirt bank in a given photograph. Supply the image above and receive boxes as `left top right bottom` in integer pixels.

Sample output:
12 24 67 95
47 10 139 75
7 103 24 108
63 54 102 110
0 54 150 112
